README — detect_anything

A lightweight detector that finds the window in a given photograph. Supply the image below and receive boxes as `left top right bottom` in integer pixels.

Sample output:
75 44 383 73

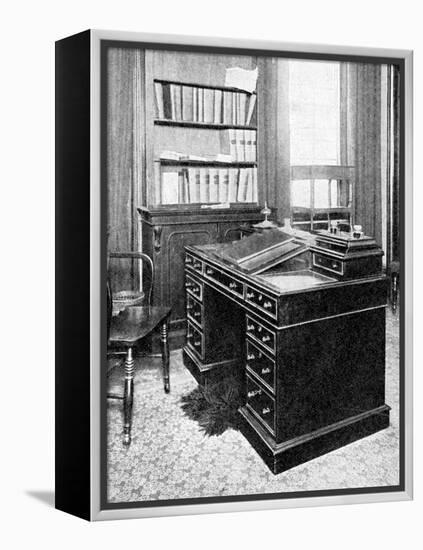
289 60 341 166
288 60 352 231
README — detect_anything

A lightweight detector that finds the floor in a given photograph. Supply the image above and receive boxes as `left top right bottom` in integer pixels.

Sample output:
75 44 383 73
107 309 400 504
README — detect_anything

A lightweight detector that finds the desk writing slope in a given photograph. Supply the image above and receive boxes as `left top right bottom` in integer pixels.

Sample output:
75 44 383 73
183 230 389 474
210 228 306 273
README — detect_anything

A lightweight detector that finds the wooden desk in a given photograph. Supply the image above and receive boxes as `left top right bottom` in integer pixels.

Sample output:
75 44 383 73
183 232 390 474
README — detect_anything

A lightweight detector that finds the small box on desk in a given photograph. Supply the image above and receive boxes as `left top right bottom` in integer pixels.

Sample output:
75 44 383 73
311 229 384 279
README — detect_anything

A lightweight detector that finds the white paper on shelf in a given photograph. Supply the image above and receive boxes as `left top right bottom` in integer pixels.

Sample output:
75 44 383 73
215 153 233 162
161 172 179 204
224 67 258 93
201 202 230 209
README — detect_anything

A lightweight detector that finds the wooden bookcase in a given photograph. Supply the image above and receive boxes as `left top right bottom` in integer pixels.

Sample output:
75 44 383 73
138 49 266 342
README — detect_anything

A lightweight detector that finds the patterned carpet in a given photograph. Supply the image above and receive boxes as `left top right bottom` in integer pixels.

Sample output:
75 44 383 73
107 309 400 504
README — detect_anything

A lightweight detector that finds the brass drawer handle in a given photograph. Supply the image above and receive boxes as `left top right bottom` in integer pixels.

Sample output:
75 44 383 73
206 267 214 275
261 367 271 374
263 301 273 309
262 335 270 342
229 282 237 289
247 389 261 398
246 292 255 299
247 353 255 360
247 323 255 331
262 407 271 415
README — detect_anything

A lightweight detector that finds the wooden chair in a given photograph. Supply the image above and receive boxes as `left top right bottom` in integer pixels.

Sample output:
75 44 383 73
107 252 171 446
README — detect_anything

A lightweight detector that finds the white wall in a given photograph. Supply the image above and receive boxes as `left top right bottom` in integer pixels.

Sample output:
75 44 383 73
1 0 421 548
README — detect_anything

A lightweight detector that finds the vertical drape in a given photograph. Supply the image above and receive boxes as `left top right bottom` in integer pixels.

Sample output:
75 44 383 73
258 58 290 222
107 47 143 292
344 63 383 244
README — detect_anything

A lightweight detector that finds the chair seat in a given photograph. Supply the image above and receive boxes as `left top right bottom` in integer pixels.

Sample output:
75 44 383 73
109 306 171 346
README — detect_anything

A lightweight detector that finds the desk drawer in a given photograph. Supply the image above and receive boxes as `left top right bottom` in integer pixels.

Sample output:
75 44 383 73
204 264 244 297
245 286 277 318
186 321 203 359
185 274 203 301
185 253 203 274
246 340 275 392
313 253 343 276
246 375 275 434
186 294 203 327
246 316 276 354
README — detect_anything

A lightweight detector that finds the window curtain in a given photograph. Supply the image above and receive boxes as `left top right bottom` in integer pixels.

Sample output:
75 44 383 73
341 63 383 244
106 47 144 292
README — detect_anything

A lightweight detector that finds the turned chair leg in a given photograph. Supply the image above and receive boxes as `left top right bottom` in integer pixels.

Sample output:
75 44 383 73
123 346 135 446
161 320 170 393
391 272 399 313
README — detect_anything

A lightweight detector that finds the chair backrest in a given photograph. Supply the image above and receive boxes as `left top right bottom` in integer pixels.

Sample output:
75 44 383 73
107 251 155 308
106 278 112 342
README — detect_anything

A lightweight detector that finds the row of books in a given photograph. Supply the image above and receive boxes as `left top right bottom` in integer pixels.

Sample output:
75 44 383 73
160 167 258 205
228 129 256 162
158 129 257 164
154 82 257 126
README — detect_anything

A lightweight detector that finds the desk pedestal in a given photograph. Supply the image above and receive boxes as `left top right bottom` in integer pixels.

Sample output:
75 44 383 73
183 247 390 474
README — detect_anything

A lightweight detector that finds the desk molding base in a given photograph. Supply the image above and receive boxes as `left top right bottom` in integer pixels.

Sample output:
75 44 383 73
238 405 391 475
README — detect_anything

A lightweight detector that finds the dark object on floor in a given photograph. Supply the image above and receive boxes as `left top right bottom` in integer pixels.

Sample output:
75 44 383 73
107 252 171 446
181 374 244 436
390 261 400 313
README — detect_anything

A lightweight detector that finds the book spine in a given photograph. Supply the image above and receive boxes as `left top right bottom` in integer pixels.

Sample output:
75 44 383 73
198 88 204 122
251 130 257 162
208 168 218 202
195 169 201 202
221 169 230 203
178 170 184 203
223 91 232 124
237 168 248 202
193 88 198 122
204 168 210 202
213 170 220 203
228 129 237 161
252 167 258 203
169 84 177 120
236 129 245 162
199 168 208 203
214 89 222 124
162 83 172 119
239 93 246 126
188 168 197 203
245 168 253 202
176 85 183 120
232 92 237 125
203 88 214 123
246 94 257 126
228 169 238 203
182 86 193 121
154 82 164 119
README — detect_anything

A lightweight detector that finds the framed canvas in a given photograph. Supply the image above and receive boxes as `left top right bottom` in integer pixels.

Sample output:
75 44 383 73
55 29 413 521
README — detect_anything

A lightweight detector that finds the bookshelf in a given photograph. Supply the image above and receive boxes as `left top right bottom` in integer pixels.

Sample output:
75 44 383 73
138 50 265 344
150 78 258 207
